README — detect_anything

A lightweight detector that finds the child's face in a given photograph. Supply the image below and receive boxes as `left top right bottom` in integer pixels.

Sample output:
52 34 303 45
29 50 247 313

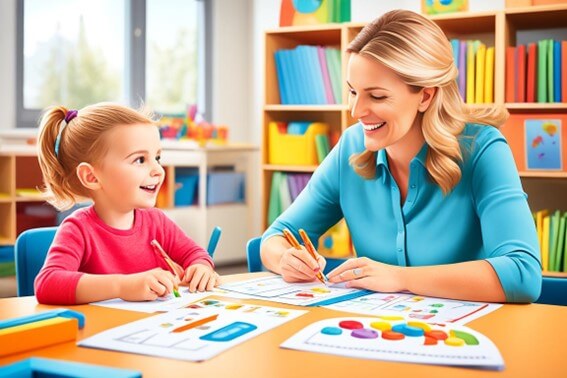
94 123 164 212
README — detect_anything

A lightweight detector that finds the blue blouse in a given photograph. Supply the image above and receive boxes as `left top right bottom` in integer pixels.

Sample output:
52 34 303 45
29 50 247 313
263 123 542 303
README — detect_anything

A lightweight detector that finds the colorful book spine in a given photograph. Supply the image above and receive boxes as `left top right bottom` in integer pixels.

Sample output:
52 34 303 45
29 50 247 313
506 46 516 103
537 39 547 102
526 43 537 103
553 40 560 103
317 46 336 104
547 39 554 103
516 44 526 103
458 40 467 100
466 41 476 104
475 43 486 103
484 46 495 103
562 41 567 103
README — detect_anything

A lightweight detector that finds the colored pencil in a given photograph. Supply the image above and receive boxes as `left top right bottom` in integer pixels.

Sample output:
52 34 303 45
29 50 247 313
151 239 181 298
282 228 326 284
171 314 219 333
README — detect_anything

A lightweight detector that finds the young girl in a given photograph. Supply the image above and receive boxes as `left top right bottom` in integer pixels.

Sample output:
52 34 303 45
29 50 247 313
35 103 218 305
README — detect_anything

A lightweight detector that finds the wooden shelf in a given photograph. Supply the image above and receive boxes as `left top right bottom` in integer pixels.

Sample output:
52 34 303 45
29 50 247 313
263 164 318 173
519 171 567 178
543 271 567 278
506 103 567 110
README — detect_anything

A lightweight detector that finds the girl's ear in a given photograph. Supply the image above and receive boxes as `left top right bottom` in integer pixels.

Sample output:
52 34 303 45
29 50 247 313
76 162 100 190
418 87 437 112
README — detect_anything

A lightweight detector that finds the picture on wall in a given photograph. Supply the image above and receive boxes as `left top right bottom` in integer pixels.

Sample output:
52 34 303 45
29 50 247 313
524 119 562 170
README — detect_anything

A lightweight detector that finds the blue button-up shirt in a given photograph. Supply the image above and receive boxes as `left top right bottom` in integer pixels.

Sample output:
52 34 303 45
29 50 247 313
263 123 542 302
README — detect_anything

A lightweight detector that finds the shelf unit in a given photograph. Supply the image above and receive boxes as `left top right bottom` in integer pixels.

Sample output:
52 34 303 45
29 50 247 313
0 143 259 265
261 4 567 273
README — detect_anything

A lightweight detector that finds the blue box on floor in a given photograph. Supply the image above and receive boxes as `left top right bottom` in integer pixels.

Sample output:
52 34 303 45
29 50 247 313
174 168 198 206
207 172 245 205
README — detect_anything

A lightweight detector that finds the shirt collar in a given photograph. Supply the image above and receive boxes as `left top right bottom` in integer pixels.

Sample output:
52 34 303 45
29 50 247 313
374 143 428 183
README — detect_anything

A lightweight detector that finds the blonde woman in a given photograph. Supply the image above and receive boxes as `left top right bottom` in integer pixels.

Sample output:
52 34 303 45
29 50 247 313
260 10 541 303
35 103 218 305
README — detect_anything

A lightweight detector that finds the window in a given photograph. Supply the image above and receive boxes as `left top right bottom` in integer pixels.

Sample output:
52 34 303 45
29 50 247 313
16 0 210 128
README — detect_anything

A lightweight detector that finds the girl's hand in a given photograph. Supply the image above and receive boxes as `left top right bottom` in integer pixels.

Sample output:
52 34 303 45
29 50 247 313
279 245 326 283
327 257 405 292
118 268 180 301
182 264 220 292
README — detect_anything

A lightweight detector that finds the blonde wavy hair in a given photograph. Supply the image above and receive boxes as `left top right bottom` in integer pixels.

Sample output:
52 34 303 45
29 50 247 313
347 9 508 194
37 102 156 210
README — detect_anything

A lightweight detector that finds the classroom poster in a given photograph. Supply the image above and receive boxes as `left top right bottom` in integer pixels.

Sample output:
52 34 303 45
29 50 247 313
525 119 562 170
80 299 306 362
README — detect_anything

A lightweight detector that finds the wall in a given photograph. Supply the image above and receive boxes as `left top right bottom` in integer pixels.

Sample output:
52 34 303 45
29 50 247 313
0 0 16 130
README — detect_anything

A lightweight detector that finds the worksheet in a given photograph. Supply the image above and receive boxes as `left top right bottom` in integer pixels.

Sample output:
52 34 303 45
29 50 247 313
218 275 369 306
281 316 504 369
324 293 502 325
80 299 306 362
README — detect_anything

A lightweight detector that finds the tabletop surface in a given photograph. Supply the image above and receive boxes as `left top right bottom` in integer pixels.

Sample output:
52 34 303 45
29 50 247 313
1 272 566 377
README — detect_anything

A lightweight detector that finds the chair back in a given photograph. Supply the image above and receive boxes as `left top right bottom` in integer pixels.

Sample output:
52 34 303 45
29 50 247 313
15 227 57 296
246 236 347 274
536 276 567 306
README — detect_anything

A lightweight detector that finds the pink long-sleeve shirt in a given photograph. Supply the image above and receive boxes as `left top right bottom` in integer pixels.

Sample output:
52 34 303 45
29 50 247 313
35 206 213 305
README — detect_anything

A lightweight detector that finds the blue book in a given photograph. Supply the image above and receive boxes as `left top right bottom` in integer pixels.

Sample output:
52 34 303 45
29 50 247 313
553 40 561 103
305 46 327 104
291 47 309 104
296 46 315 104
274 50 288 104
281 50 298 104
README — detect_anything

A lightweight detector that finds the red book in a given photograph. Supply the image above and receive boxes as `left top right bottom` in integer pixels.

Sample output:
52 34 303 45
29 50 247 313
516 45 526 103
526 43 537 103
562 41 567 103
506 46 516 103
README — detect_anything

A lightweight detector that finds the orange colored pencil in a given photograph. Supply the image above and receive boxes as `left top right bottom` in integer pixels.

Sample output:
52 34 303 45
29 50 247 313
282 228 326 284
171 314 219 333
298 229 327 284
151 239 181 297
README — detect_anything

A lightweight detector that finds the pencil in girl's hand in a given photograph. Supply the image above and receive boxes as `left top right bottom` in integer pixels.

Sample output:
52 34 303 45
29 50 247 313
151 239 181 297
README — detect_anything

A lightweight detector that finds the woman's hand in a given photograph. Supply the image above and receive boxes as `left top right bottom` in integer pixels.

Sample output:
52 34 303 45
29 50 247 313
118 268 180 301
327 257 405 292
182 263 220 292
279 245 326 283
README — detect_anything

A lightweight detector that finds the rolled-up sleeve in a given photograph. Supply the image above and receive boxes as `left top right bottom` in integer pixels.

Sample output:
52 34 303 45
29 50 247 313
471 129 542 302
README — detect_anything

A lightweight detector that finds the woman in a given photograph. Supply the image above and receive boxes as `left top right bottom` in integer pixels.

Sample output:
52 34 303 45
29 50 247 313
260 10 541 303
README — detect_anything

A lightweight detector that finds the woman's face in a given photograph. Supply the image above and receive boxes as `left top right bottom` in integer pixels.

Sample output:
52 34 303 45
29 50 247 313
347 53 426 152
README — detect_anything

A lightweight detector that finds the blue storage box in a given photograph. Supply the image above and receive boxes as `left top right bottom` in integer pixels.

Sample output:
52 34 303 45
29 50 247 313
174 168 199 206
207 172 245 205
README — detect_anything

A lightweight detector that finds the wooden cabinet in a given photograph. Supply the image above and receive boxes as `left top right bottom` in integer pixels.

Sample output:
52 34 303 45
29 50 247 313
261 4 567 264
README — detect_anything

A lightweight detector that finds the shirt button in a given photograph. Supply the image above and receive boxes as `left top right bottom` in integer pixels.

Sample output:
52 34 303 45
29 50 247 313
411 184 416 189
392 186 396 190
397 248 402 252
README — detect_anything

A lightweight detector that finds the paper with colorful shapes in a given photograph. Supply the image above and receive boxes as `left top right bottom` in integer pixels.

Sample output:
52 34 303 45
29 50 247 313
281 316 504 369
324 293 502 325
218 275 368 306
80 299 306 362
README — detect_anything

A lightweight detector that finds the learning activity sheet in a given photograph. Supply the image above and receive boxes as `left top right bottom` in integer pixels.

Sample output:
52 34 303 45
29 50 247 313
80 299 306 362
91 291 216 313
281 316 504 369
218 275 368 306
324 293 502 325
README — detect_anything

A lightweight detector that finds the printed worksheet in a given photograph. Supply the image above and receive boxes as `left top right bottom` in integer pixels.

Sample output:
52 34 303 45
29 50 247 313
80 299 306 362
324 293 502 325
281 316 504 369
218 275 369 306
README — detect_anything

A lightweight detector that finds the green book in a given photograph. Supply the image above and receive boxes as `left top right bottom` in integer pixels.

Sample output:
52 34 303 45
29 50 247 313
548 210 560 271
537 39 547 102
267 172 283 225
315 134 331 164
547 39 554 103
555 214 566 272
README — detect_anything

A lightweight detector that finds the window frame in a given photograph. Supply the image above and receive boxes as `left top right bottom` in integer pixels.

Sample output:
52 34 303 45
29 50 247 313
15 0 211 128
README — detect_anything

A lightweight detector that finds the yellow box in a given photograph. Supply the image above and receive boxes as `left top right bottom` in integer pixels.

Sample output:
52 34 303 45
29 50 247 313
268 122 329 165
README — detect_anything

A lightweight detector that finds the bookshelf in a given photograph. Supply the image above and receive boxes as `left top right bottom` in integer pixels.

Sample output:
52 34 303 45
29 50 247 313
0 144 258 265
261 4 567 273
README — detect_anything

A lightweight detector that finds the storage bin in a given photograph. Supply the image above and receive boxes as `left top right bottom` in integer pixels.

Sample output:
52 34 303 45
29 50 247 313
207 172 245 205
174 168 198 206
268 122 329 165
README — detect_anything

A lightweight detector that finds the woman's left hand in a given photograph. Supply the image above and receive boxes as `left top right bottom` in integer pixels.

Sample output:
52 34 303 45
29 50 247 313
327 257 405 293
181 264 220 292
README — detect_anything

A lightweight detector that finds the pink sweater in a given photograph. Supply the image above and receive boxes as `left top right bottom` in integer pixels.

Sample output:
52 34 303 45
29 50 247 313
35 206 213 305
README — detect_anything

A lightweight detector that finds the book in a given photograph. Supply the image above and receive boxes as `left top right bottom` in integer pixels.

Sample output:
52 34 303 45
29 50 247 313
484 46 495 103
466 41 476 104
506 46 516 103
555 213 566 272
562 41 567 103
547 39 554 102
516 44 526 103
317 46 336 104
458 40 467 100
537 39 548 102
475 43 486 103
526 43 537 103
549 210 560 271
542 215 550 271
553 40 561 103
315 133 331 163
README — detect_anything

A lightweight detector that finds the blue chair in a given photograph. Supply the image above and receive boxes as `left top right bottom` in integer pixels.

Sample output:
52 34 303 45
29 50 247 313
15 227 57 296
535 276 567 306
246 237 347 274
